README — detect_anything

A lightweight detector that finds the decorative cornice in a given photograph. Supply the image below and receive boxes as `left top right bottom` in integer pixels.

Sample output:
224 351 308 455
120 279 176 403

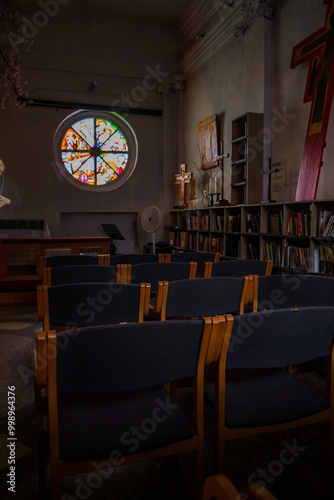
175 0 276 75
234 0 276 39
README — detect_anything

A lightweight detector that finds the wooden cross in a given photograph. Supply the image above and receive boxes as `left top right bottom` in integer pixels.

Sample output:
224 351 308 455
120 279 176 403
291 0 334 200
175 164 192 206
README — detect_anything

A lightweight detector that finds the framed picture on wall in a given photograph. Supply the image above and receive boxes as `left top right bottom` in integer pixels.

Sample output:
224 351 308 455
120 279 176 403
198 113 219 170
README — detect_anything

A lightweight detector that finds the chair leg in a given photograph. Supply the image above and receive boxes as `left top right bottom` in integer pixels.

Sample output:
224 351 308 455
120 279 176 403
34 382 47 494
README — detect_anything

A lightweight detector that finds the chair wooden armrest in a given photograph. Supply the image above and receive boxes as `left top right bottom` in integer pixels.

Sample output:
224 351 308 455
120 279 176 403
150 281 168 317
214 252 220 262
103 254 110 266
36 285 44 321
265 259 273 275
204 261 212 278
189 261 197 279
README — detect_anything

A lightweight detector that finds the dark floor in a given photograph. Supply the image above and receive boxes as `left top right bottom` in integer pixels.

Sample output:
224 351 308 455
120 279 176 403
0 304 330 500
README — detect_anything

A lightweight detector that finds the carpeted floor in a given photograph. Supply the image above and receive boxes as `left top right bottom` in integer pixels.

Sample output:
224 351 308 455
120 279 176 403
0 303 330 500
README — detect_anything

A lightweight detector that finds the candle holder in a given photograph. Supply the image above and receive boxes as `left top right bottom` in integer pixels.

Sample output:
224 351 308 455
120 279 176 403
208 192 220 207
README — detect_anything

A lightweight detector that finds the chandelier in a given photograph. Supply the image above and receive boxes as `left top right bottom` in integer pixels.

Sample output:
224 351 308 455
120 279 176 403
0 0 32 110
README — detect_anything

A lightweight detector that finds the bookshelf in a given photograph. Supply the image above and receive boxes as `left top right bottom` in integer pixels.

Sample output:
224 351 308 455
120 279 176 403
169 199 334 275
230 112 264 205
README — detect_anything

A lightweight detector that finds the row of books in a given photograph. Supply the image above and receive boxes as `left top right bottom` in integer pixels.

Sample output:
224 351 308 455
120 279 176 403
267 212 283 235
246 213 260 233
248 242 260 260
210 237 224 254
228 214 241 232
285 210 311 236
264 241 284 268
224 237 240 258
187 213 199 230
187 213 210 230
198 234 210 252
318 211 334 237
264 241 310 271
212 214 224 232
283 245 310 272
314 246 334 274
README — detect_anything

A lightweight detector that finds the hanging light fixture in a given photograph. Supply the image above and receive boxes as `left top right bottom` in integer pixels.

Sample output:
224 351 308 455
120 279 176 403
0 0 32 109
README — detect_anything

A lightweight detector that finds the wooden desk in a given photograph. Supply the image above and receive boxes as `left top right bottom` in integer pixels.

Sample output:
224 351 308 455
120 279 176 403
0 237 110 304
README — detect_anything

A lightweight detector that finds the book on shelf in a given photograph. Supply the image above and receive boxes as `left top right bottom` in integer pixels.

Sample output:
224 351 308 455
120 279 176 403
198 213 209 231
228 214 241 232
188 232 197 250
264 241 284 267
213 214 224 231
318 210 334 236
169 230 177 246
224 237 239 258
199 234 209 252
267 211 283 234
246 213 260 233
322 213 334 237
318 245 334 274
179 231 187 249
285 210 311 236
187 213 198 230
248 242 260 260
283 245 310 272
211 237 224 254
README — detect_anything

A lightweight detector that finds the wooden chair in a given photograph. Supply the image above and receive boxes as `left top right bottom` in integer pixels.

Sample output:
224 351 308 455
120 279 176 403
249 273 334 377
204 307 334 497
156 276 250 320
165 251 220 276
204 259 273 278
109 252 165 265
37 316 226 499
34 280 151 492
123 261 197 293
203 474 278 500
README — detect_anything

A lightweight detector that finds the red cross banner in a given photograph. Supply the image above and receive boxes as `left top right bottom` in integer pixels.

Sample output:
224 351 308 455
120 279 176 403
291 0 334 200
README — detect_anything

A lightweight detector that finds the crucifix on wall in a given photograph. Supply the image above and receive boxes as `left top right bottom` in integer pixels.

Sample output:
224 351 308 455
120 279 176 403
290 0 334 200
175 164 193 207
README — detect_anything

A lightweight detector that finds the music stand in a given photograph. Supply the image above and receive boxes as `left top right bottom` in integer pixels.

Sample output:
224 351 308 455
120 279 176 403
101 224 125 255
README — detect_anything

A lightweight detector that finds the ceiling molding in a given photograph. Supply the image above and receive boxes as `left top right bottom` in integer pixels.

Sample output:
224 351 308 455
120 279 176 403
176 0 276 75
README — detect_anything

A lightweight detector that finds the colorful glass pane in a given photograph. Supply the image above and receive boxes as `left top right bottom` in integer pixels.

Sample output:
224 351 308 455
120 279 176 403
59 116 132 187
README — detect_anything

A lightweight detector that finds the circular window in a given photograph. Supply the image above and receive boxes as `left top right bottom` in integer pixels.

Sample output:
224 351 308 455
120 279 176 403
53 110 138 191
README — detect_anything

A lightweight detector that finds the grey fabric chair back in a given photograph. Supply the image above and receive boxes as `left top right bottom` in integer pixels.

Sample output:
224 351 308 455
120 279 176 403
164 277 247 319
46 254 99 268
49 265 118 285
211 259 267 277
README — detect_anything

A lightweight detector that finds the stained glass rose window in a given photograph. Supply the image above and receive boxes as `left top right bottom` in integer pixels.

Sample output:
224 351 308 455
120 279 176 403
53 110 138 191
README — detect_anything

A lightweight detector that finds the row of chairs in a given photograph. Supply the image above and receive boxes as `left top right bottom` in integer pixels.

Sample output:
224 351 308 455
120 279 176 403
35 307 334 499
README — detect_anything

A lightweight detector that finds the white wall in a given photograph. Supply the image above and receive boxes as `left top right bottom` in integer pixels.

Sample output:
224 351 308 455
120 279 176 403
180 0 334 203
0 2 181 249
